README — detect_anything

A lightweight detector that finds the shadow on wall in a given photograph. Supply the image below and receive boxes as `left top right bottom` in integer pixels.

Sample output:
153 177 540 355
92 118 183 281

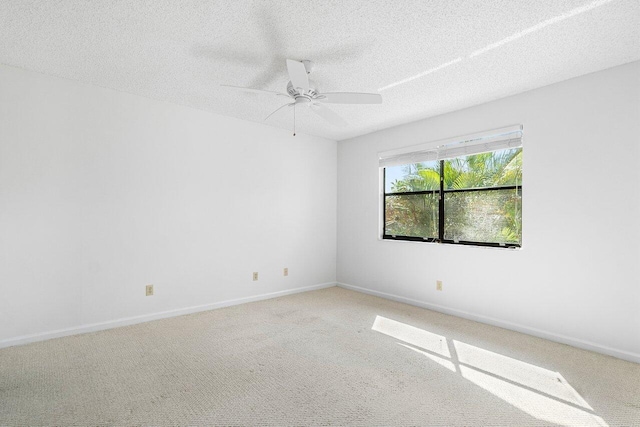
372 316 608 427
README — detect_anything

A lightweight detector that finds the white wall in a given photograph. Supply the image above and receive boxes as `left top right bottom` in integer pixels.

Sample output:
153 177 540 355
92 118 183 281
0 64 337 345
337 61 640 362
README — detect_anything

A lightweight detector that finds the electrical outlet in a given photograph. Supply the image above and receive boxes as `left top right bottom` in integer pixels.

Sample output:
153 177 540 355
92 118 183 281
436 280 443 291
253 272 258 281
283 268 288 277
146 284 154 296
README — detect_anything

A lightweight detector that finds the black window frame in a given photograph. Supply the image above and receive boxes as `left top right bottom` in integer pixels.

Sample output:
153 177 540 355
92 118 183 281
383 159 522 249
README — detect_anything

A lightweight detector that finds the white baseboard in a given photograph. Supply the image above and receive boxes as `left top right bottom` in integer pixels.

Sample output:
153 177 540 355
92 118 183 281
337 282 640 364
0 282 336 350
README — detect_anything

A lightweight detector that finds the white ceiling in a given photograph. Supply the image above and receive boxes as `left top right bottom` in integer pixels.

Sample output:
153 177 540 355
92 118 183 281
0 0 638 141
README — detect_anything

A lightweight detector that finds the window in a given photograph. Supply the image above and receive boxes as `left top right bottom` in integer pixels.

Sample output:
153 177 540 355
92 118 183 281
380 126 522 248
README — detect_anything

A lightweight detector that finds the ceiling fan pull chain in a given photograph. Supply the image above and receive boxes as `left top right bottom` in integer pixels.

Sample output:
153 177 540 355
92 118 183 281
293 103 296 136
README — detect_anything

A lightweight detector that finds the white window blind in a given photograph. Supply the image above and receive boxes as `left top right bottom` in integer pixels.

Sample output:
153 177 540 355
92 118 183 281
378 125 523 168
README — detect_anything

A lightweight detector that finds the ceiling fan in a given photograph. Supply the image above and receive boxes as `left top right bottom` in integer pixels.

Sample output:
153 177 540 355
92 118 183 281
222 59 382 135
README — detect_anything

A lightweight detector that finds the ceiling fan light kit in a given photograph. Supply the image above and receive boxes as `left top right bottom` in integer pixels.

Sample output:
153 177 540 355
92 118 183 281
222 59 382 135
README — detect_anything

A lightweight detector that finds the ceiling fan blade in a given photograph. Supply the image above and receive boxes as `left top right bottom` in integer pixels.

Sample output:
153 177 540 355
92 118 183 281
264 103 294 121
311 104 348 127
320 92 382 104
286 59 310 91
221 85 289 98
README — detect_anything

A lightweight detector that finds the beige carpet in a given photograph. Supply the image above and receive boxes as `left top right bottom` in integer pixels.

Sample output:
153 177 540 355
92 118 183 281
1 286 638 426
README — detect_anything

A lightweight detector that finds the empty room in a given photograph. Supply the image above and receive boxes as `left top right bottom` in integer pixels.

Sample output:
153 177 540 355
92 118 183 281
1 1 639 426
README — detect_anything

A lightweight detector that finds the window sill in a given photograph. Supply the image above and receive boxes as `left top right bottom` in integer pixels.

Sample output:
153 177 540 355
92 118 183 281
379 236 521 250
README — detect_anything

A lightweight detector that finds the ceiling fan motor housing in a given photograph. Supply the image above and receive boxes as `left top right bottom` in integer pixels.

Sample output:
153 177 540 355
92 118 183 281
287 81 321 101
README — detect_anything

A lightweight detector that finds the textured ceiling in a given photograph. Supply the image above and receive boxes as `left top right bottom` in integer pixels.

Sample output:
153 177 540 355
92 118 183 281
0 0 638 140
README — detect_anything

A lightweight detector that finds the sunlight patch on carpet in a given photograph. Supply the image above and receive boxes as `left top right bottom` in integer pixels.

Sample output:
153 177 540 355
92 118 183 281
372 315 609 427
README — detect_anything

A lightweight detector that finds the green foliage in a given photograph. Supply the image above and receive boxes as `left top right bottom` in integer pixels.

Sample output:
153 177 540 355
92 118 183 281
386 162 440 238
385 148 522 244
445 149 521 189
391 163 440 192
385 193 439 238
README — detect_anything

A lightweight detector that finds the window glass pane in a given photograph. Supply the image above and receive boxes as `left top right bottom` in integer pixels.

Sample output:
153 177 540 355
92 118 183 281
385 193 439 238
443 148 522 190
385 161 440 193
444 189 522 244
